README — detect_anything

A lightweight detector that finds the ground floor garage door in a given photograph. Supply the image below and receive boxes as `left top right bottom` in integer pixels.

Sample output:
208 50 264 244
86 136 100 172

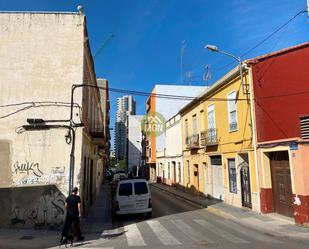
210 156 224 200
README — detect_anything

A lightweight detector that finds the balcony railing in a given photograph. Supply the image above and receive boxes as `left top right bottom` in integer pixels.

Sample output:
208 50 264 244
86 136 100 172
186 134 199 149
201 129 218 146
90 123 104 139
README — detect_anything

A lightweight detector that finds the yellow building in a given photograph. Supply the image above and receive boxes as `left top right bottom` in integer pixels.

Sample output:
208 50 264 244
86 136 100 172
179 66 259 211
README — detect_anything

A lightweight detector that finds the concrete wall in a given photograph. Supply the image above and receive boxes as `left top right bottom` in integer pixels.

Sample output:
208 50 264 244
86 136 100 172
0 185 66 229
0 12 102 226
0 13 85 193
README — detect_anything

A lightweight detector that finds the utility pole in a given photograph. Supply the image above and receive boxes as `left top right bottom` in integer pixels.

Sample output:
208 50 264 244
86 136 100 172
180 40 186 84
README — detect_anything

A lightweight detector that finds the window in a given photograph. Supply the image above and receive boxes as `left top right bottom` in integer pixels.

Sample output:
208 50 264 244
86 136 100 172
193 115 197 135
228 159 237 193
119 183 132 196
192 115 199 145
207 104 216 142
168 162 170 179
227 91 238 131
187 160 190 184
134 182 148 195
185 119 189 145
178 162 182 183
200 110 205 131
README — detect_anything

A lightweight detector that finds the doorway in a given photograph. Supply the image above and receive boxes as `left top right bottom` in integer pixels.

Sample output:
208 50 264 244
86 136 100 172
193 164 199 192
89 159 94 206
172 161 176 184
269 151 293 217
210 155 224 200
203 162 207 196
239 154 252 208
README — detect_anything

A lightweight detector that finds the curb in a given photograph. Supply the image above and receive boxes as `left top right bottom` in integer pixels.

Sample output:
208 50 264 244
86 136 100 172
207 206 309 240
150 183 207 209
151 184 309 240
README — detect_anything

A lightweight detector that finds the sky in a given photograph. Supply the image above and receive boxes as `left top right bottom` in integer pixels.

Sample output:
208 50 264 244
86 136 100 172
1 0 308 149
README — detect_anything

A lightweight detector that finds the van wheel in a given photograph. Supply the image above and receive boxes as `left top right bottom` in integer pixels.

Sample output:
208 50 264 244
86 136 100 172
146 212 152 219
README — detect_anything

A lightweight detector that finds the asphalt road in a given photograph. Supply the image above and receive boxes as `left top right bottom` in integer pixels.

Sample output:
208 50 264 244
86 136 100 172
76 185 309 249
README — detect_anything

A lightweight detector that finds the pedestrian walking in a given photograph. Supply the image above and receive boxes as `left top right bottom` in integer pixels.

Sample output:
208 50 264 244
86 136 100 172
60 187 84 244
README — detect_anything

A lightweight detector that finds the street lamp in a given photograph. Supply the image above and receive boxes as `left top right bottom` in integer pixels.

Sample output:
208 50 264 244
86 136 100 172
205 44 245 94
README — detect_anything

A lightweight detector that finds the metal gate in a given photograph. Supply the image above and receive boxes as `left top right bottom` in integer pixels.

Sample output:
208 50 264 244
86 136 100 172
241 166 252 208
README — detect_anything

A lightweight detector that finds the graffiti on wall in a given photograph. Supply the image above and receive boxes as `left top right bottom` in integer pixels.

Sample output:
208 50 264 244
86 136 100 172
13 161 43 177
10 187 65 228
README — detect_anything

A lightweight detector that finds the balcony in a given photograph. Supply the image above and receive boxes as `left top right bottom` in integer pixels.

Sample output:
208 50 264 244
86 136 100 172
201 129 218 146
186 134 200 149
90 123 104 145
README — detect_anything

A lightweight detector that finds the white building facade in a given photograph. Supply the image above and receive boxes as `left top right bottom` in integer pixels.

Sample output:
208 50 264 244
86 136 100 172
127 115 143 175
156 114 184 186
145 85 207 181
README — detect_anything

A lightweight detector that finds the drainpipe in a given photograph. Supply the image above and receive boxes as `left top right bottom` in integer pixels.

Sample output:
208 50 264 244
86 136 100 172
247 65 261 213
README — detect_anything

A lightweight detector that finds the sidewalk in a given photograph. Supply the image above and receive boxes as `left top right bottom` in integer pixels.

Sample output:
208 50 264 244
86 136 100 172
151 182 309 240
0 183 113 249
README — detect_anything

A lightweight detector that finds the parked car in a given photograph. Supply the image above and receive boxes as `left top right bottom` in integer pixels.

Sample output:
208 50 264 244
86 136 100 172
113 178 152 218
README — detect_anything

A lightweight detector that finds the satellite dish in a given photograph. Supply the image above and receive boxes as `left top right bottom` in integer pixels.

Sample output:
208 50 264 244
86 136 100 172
77 5 84 14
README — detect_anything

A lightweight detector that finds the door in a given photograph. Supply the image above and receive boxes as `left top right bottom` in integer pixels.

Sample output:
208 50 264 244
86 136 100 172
210 156 224 200
89 159 94 206
117 182 134 212
193 164 199 192
173 162 176 184
239 154 252 208
178 162 182 184
133 181 150 211
203 162 207 196
241 166 252 208
270 151 293 217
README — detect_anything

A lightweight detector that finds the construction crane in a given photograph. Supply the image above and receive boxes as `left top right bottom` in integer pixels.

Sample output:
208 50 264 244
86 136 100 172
93 33 115 59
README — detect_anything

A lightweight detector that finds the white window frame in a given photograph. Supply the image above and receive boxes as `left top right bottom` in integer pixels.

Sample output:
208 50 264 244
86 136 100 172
207 104 216 129
227 91 238 132
187 160 190 184
192 114 198 136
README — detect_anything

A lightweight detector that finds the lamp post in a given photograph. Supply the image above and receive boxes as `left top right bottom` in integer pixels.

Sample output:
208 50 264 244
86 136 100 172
205 44 261 213
205 45 245 94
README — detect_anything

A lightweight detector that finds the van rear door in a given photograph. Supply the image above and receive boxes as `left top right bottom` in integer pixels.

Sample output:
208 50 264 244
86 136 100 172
133 181 149 210
117 182 134 211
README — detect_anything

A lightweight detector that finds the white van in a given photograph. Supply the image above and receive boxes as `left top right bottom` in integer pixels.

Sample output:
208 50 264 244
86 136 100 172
114 178 152 217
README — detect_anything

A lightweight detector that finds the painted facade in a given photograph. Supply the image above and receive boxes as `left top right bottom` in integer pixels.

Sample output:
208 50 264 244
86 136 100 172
156 114 184 186
145 85 206 181
0 12 107 228
180 67 259 211
248 42 309 225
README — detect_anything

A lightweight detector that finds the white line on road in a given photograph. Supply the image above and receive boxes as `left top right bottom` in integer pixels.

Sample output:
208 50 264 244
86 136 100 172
147 220 181 246
171 219 214 244
217 219 283 244
124 223 146 247
79 248 114 249
194 219 249 243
